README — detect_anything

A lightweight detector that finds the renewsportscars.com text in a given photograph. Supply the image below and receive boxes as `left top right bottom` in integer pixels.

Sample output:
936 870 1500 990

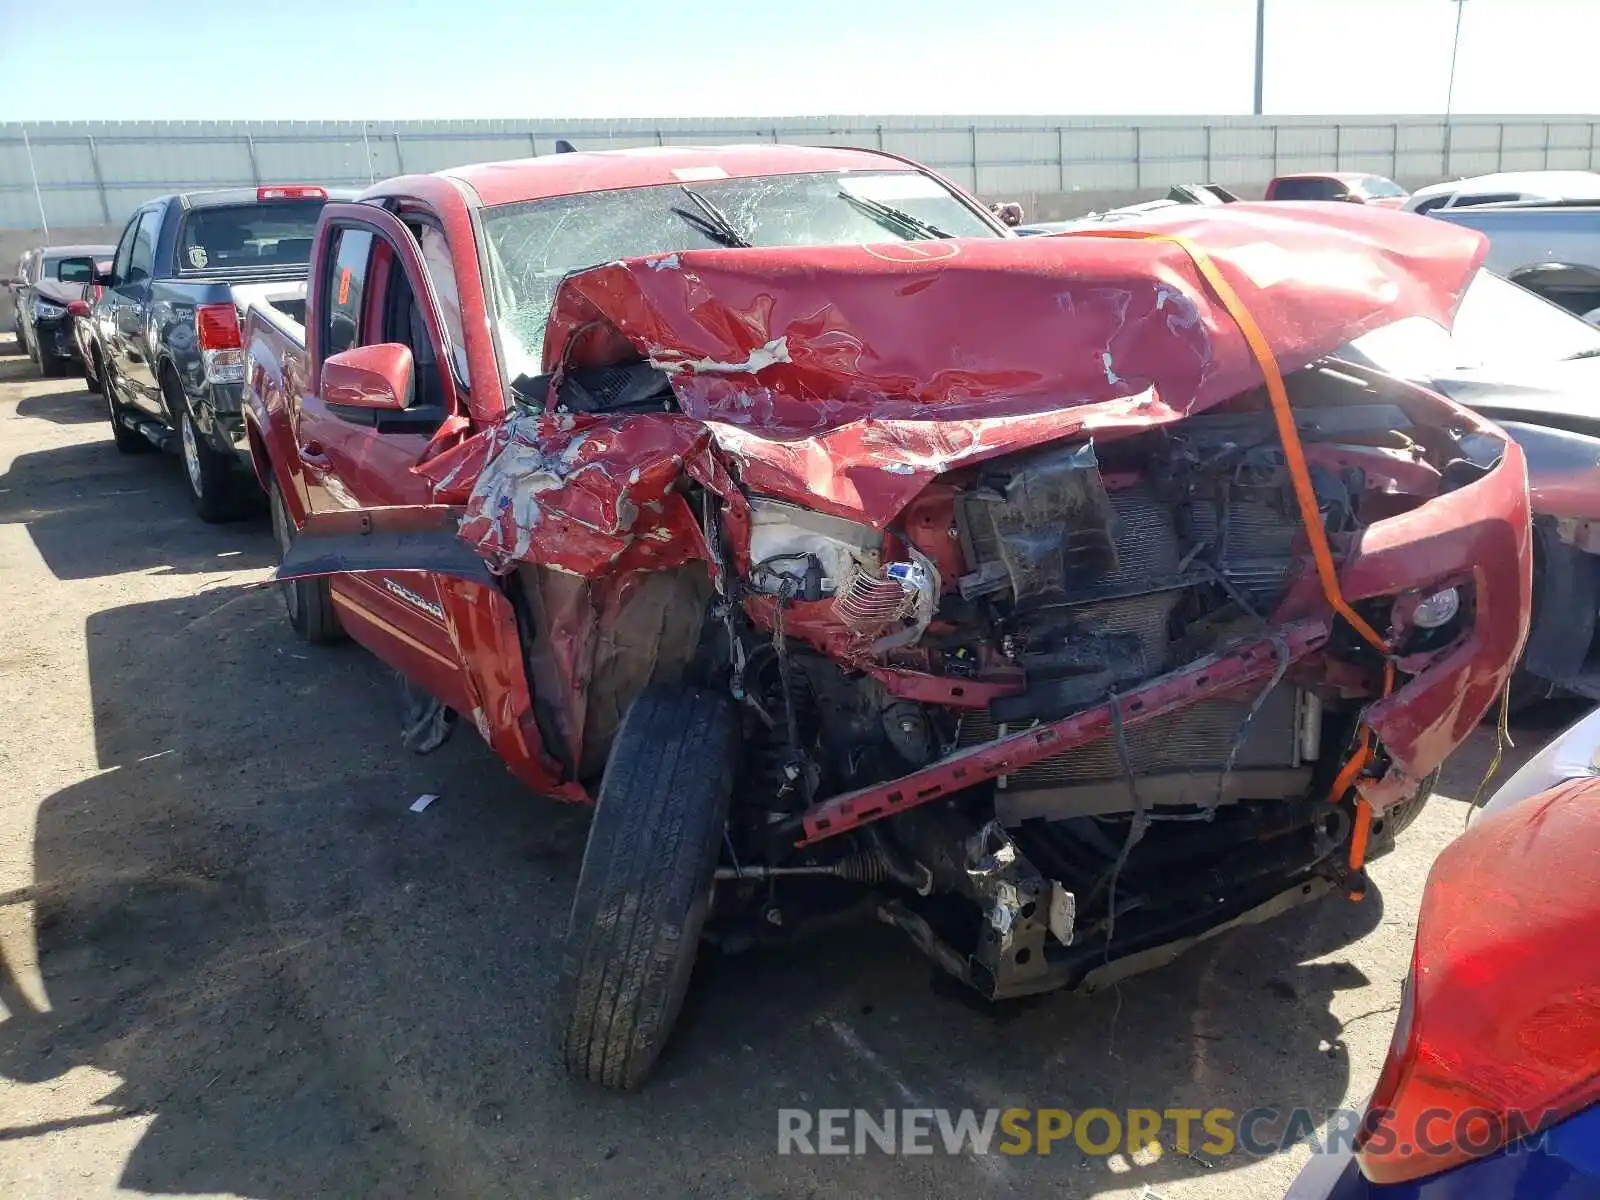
777 1106 1555 1159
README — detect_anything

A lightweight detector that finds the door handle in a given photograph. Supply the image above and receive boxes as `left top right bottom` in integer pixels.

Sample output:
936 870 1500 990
299 443 331 470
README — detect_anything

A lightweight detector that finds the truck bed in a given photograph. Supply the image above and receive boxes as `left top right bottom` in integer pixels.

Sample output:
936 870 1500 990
240 283 307 330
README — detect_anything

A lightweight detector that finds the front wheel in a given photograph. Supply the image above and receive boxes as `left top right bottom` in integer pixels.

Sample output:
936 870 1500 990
1368 769 1438 859
104 362 151 455
82 343 102 394
557 684 739 1090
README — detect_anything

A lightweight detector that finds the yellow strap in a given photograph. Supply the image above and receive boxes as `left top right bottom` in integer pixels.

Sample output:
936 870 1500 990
1063 228 1389 652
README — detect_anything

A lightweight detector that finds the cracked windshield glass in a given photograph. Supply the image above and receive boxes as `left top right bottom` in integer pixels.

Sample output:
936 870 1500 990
481 169 1001 379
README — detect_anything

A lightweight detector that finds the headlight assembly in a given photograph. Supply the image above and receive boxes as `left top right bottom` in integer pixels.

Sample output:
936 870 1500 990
747 497 882 600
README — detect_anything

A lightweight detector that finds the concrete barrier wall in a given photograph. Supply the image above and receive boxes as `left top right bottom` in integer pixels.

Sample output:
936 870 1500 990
5 113 1597 324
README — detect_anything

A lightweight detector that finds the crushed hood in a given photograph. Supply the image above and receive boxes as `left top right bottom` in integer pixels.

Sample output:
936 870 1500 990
536 203 1485 523
33 279 86 307
427 204 1486 575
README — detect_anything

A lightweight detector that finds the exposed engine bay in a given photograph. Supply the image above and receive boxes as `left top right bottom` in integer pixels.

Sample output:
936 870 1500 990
692 363 1490 999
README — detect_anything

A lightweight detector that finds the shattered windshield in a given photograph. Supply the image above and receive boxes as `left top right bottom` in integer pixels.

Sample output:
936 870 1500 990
480 170 1000 379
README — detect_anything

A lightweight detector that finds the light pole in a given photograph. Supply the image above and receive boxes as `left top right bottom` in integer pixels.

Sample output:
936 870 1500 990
1253 0 1266 115
1444 0 1469 173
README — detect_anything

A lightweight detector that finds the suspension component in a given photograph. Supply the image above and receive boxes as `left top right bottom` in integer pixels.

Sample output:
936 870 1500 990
715 841 933 893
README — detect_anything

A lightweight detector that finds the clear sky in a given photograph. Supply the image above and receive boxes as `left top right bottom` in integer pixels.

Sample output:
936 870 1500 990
1 0 1596 122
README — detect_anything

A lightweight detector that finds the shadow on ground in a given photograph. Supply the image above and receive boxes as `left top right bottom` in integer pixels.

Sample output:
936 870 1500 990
16 386 104 425
0 432 273 581
0 578 1418 1197
0 354 44 385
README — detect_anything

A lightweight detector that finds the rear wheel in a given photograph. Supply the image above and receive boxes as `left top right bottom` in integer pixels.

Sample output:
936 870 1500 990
170 377 239 523
269 481 343 644
558 684 739 1089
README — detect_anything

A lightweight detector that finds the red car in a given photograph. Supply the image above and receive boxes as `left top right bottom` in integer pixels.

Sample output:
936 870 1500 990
1266 172 1411 208
243 145 1530 1089
1287 772 1600 1196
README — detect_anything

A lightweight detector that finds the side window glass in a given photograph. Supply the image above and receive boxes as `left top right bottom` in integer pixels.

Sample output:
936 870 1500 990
415 225 470 387
323 228 374 359
112 220 138 282
126 210 161 284
378 251 446 411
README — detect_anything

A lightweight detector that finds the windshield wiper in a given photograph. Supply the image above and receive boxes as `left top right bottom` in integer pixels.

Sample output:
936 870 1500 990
837 190 952 240
670 185 751 249
1565 347 1600 360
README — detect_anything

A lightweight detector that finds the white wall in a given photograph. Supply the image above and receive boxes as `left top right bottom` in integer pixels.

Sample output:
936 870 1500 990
4 114 1598 231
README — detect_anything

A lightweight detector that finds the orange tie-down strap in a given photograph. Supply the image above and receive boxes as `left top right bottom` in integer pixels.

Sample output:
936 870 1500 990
1065 229 1392 884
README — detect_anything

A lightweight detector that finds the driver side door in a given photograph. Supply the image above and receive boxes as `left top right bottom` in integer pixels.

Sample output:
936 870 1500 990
293 208 474 714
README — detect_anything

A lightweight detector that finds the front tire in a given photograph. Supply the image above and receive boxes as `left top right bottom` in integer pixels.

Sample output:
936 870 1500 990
269 480 343 644
104 360 151 455
82 344 102 394
558 684 739 1090
1369 769 1438 858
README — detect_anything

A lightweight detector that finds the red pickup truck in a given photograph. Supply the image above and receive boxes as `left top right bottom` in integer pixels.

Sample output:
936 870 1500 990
243 145 1531 1090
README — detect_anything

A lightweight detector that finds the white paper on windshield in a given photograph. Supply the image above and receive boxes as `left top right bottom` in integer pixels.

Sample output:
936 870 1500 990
839 173 948 202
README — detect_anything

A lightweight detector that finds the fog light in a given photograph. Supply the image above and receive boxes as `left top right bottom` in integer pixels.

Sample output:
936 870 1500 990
1412 587 1460 629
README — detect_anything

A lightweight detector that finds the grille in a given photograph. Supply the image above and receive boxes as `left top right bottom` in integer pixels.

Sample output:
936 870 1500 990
957 684 1302 790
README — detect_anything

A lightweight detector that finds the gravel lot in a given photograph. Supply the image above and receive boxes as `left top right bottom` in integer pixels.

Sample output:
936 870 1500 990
0 334 1573 1199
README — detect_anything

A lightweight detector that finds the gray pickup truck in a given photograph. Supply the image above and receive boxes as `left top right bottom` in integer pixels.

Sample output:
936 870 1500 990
1429 202 1600 319
67 184 356 521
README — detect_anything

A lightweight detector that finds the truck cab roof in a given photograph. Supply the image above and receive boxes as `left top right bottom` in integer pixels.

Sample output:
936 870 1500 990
437 144 931 208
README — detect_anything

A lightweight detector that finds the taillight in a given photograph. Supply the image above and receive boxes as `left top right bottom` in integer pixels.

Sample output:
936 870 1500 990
195 303 245 384
1354 776 1600 1183
195 303 241 350
257 185 327 201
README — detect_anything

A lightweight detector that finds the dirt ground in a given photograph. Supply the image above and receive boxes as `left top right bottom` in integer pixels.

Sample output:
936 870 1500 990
0 334 1577 1199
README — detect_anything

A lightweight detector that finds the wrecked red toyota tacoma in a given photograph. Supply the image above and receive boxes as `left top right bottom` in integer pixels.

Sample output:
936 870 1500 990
242 146 1532 1090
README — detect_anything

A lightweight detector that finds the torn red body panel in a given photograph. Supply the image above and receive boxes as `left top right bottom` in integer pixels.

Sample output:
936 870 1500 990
533 205 1484 528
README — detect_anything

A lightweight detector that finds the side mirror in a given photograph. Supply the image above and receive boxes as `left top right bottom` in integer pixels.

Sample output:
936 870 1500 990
54 256 98 285
67 300 90 319
321 343 414 416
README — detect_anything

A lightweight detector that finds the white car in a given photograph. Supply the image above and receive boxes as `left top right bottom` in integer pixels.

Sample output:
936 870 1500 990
1403 169 1600 214
1482 704 1600 815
